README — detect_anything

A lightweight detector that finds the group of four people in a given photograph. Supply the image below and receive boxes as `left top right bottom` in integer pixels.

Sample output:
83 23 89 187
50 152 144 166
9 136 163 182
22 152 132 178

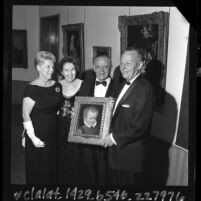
22 47 154 185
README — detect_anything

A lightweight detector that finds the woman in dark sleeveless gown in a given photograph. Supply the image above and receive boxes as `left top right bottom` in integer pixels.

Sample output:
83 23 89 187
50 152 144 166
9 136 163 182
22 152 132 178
57 57 83 184
22 51 62 184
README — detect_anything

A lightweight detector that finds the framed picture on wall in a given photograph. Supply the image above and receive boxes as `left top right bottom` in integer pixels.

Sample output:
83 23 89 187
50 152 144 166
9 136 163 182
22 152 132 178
62 23 85 75
93 46 112 60
68 96 115 146
12 30 28 68
118 11 169 104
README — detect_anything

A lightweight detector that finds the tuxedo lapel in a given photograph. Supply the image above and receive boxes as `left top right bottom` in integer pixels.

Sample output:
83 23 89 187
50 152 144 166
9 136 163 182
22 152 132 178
118 80 137 106
90 79 96 96
112 76 141 117
105 78 113 97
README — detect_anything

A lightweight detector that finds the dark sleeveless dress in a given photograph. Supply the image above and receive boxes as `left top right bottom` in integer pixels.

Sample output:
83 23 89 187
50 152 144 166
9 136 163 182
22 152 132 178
58 90 83 184
23 82 62 184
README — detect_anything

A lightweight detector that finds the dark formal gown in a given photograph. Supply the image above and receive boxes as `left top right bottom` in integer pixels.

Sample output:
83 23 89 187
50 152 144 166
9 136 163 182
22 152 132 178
23 82 62 184
57 90 83 185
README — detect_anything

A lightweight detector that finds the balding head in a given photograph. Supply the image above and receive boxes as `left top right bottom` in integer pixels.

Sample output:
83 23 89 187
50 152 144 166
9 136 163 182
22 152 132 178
120 48 143 81
93 55 112 81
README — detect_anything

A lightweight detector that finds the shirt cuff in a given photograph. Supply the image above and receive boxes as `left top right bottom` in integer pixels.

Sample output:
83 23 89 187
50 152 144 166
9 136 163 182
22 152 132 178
110 133 117 145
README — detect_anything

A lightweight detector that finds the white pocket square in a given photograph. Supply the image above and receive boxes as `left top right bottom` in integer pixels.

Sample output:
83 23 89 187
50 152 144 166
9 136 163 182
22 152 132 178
122 104 130 108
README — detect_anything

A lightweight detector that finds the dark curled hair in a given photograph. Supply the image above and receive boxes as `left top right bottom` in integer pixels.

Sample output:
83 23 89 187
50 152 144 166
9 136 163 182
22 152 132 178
57 57 79 76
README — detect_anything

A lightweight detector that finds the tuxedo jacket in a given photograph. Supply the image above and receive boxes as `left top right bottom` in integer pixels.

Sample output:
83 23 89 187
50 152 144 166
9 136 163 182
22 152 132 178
79 73 121 98
78 73 122 184
109 75 154 173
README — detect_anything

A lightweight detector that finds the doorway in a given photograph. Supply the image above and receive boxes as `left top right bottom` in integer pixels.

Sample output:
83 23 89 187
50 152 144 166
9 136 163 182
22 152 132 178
40 14 60 80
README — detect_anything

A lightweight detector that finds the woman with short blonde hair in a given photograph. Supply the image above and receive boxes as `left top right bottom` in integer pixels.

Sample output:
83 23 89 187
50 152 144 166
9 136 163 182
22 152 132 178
22 50 62 184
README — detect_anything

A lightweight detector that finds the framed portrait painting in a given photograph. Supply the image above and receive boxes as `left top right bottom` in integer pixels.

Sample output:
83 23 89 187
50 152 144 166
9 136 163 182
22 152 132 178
93 46 111 60
12 30 28 68
68 96 115 146
118 11 169 103
62 23 85 74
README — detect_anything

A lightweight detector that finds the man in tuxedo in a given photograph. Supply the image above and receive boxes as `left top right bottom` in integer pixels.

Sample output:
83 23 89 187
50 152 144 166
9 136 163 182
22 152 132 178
80 55 119 97
102 48 154 185
79 55 122 185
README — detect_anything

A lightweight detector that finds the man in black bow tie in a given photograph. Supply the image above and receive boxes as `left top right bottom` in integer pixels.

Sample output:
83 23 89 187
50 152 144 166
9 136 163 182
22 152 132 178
80 55 117 97
79 55 122 185
102 47 154 185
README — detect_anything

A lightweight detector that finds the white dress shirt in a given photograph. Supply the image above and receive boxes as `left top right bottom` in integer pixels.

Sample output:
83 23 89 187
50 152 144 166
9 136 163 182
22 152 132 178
110 73 140 145
113 74 140 115
94 77 111 97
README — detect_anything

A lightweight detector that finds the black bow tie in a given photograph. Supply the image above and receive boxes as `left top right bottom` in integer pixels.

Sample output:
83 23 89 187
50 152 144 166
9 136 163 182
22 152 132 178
95 80 107 87
125 81 131 85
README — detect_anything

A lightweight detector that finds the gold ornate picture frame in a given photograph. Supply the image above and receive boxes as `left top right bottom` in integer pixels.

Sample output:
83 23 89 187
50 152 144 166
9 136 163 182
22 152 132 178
68 96 115 146
93 46 112 60
118 11 169 91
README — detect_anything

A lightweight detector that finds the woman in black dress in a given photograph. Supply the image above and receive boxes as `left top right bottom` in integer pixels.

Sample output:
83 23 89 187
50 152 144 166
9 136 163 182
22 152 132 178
22 51 62 184
57 57 83 184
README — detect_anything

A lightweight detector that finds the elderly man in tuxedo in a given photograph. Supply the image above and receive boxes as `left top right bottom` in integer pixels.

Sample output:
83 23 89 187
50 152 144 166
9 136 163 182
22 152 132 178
103 48 154 185
79 55 121 185
80 55 118 97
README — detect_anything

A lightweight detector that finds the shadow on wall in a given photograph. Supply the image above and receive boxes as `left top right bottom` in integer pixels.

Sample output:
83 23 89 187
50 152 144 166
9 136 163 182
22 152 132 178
144 59 165 109
144 59 178 144
143 59 178 185
150 91 178 143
